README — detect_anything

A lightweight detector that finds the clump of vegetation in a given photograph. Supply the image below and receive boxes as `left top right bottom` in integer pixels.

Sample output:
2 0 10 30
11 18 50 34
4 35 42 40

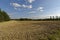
0 9 10 22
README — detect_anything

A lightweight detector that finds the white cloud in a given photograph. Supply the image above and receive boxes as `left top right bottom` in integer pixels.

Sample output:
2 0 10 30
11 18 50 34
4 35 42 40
10 3 32 9
22 4 27 8
10 3 21 7
37 7 44 10
28 0 35 3
37 7 44 12
28 5 32 8
22 4 32 8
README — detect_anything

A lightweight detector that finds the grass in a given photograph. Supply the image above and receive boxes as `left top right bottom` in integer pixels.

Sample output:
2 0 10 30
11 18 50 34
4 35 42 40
0 21 60 40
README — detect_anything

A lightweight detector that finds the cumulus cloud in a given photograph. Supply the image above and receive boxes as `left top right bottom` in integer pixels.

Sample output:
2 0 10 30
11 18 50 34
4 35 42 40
22 4 27 8
22 4 32 8
10 3 21 7
10 3 32 9
28 5 32 8
37 7 44 10
37 7 44 12
28 0 35 3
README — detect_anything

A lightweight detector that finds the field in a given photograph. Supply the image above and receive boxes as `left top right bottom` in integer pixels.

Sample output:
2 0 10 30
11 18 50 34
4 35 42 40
0 21 60 40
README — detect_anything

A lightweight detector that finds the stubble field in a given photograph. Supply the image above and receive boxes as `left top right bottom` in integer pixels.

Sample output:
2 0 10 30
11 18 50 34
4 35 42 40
0 21 60 40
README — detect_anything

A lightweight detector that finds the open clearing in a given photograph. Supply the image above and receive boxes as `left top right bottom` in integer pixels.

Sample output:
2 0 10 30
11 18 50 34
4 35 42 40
0 21 60 40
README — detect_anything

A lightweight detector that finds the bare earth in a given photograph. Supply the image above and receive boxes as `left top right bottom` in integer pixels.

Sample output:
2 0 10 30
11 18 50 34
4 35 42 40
0 21 60 40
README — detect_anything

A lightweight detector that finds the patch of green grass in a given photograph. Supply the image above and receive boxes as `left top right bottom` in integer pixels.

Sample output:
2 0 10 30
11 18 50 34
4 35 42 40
47 30 60 40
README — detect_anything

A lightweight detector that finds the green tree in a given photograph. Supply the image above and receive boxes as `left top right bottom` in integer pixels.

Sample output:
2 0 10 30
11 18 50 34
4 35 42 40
0 9 10 22
1 11 10 21
0 14 4 22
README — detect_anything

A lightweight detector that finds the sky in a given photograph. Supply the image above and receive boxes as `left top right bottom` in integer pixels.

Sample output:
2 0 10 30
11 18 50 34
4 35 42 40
0 0 60 19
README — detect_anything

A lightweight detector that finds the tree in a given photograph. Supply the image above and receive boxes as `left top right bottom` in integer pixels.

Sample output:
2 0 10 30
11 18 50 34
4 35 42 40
0 14 4 22
0 9 10 22
1 11 10 21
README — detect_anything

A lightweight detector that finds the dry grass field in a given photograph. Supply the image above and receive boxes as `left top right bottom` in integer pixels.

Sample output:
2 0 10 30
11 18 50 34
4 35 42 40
0 21 60 40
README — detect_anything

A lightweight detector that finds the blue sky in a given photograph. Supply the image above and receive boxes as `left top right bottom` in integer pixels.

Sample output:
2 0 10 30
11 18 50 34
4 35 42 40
0 0 60 19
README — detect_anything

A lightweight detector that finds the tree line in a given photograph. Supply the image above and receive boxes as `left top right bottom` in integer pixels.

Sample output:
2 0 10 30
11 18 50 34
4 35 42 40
12 16 60 21
0 9 10 22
